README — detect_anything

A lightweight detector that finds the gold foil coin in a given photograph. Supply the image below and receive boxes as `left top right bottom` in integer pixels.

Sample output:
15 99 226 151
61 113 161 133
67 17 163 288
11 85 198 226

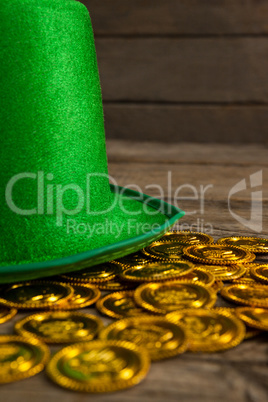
61 262 118 283
53 283 101 310
166 308 245 352
96 291 150 319
115 252 154 269
195 264 246 281
213 307 262 340
160 231 214 245
134 281 216 315
0 281 73 309
183 244 255 265
236 307 268 331
119 261 194 283
243 327 262 340
0 335 49 384
142 241 185 261
46 340 150 393
217 236 268 254
250 264 268 284
211 281 224 293
0 305 17 324
99 316 188 361
221 283 268 308
14 311 103 344
232 277 259 285
232 264 260 285
97 278 137 291
177 267 215 287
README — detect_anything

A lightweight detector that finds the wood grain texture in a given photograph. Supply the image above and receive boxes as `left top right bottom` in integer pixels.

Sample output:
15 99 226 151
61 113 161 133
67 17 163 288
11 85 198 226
1 141 268 401
82 0 268 36
80 2 268 143
103 104 268 143
96 38 268 103
106 140 268 165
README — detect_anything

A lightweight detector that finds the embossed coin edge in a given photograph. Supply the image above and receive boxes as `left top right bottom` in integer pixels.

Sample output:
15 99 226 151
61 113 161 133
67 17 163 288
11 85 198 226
46 339 150 393
14 311 104 344
134 281 217 315
0 335 50 384
98 316 188 361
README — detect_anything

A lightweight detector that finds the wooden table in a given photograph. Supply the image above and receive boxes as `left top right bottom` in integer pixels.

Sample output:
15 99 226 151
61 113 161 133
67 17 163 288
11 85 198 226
1 140 268 402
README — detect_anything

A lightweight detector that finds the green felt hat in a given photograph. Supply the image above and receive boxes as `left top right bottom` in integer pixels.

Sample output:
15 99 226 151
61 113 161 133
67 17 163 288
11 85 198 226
0 0 184 283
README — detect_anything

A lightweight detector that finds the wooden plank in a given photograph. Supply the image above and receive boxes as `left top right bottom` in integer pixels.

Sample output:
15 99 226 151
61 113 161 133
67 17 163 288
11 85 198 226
106 140 268 165
82 0 268 36
96 38 268 103
108 161 268 236
103 104 268 143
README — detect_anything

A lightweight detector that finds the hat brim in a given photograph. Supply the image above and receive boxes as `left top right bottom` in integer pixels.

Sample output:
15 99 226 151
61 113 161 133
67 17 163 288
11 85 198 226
0 184 184 283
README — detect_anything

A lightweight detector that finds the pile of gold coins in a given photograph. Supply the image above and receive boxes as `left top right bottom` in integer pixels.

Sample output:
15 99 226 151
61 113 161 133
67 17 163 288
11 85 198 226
0 232 268 393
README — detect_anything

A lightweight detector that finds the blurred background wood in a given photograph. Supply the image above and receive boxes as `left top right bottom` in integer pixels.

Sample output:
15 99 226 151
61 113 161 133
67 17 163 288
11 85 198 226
81 0 268 143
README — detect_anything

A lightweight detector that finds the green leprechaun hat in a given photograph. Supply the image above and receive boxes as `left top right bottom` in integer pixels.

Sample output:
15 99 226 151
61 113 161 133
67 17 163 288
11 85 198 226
0 0 184 283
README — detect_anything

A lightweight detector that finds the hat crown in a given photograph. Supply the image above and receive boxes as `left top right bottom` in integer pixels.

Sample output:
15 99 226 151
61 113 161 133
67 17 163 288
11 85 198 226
0 0 111 264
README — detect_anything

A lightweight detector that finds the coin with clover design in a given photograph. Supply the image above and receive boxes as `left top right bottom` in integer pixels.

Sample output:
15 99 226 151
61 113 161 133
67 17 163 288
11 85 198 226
99 315 188 360
166 308 245 352
46 340 150 393
221 283 268 308
160 231 214 245
0 281 73 309
0 335 49 384
217 236 268 254
96 291 150 319
134 281 216 315
15 311 103 343
183 244 255 265
119 261 194 283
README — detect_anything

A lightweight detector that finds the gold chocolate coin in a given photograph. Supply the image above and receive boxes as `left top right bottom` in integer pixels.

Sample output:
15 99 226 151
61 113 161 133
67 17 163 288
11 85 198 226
236 307 268 331
221 283 268 308
195 264 246 281
211 281 224 293
243 327 262 340
115 252 153 269
0 305 17 324
232 277 259 285
167 308 245 352
96 291 149 319
97 278 137 291
15 311 103 344
46 340 150 393
119 261 194 283
232 264 260 285
217 236 268 254
0 335 49 384
134 281 216 315
99 316 188 361
177 267 215 287
160 231 214 245
183 244 255 265
250 264 268 284
0 281 73 309
53 283 101 310
142 241 185 261
61 262 118 283
213 307 262 340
